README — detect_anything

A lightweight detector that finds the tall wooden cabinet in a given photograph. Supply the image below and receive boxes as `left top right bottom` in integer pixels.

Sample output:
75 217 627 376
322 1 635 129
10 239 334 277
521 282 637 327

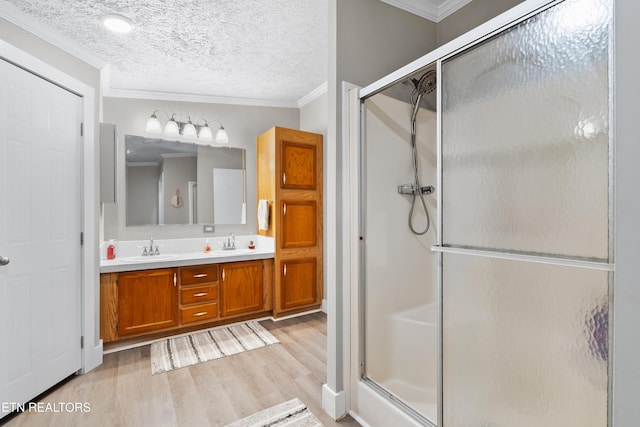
257 126 323 317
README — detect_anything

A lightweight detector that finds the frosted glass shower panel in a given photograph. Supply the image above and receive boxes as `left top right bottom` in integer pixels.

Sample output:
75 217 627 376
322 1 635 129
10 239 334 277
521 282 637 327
442 253 608 427
441 0 611 260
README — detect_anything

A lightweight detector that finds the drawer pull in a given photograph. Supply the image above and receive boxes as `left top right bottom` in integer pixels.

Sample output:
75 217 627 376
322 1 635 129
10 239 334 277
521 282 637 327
193 311 207 317
284 263 287 277
283 172 286 185
193 292 208 297
173 273 177 287
283 203 287 216
193 273 208 278
222 269 225 281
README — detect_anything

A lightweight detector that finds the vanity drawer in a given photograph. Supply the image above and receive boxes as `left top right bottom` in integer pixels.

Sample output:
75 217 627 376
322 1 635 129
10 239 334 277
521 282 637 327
180 302 219 324
180 265 219 285
181 284 218 305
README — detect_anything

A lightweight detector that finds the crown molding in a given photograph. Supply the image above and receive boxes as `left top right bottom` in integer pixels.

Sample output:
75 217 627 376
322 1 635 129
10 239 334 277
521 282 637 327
380 0 473 22
103 87 299 109
297 81 328 108
0 0 106 69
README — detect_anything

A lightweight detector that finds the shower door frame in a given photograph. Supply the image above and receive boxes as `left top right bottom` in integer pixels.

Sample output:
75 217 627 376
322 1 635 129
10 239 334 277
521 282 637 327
351 0 616 426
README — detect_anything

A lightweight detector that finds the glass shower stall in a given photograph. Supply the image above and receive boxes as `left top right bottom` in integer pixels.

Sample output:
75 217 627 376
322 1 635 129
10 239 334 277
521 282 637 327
354 0 612 425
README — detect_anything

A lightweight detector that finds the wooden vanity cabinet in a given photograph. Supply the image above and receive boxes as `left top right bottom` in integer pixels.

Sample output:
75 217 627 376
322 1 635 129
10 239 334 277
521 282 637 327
179 265 220 325
100 258 275 344
117 268 179 337
219 260 264 318
257 126 323 317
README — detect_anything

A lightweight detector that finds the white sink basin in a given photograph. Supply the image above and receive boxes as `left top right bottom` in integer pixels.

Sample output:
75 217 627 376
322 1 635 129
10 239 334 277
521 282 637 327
211 249 253 256
119 254 181 263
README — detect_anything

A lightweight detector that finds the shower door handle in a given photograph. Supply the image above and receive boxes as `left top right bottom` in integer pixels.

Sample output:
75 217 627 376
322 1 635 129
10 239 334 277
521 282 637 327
0 256 9 266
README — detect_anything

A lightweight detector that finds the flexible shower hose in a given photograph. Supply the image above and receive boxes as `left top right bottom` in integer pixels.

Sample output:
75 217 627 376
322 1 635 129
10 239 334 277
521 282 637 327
408 117 431 236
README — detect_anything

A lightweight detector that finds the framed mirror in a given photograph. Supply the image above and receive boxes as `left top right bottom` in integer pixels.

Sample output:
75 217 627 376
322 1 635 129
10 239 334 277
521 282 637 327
125 135 246 226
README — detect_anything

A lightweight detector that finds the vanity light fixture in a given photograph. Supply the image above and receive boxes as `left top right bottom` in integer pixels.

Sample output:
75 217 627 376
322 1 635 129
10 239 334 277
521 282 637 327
101 14 134 34
145 111 229 144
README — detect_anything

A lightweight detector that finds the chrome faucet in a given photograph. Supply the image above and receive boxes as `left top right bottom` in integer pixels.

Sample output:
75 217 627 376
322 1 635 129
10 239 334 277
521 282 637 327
223 233 236 250
142 236 160 256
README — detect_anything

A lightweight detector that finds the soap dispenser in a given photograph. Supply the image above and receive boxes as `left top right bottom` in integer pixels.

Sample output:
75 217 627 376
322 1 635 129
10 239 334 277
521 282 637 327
106 240 116 260
204 238 211 253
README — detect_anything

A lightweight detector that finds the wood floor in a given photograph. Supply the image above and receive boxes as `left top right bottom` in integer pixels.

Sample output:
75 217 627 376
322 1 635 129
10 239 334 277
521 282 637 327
3 312 360 427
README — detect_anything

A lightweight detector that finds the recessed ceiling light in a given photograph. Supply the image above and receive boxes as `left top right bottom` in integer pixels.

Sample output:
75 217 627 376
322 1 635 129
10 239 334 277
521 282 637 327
101 14 134 34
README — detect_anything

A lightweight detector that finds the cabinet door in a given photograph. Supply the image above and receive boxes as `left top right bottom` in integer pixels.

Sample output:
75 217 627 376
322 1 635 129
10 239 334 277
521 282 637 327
220 261 263 317
281 140 317 189
281 199 317 248
280 258 317 310
118 268 178 336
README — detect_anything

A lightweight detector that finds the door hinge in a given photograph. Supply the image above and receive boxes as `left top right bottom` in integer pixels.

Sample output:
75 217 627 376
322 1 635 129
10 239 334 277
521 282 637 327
80 122 84 137
80 336 84 349
80 232 84 245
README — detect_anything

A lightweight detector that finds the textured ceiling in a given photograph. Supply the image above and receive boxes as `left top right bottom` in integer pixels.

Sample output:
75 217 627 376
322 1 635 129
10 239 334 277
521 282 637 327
3 0 328 106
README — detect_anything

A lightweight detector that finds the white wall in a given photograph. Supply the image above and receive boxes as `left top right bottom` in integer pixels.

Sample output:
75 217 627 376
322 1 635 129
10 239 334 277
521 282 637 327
102 97 299 241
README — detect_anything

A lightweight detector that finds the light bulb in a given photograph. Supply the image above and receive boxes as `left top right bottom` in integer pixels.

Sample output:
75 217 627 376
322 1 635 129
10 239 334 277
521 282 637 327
145 112 161 133
215 127 229 144
198 124 213 141
164 115 179 136
182 118 197 139
101 14 134 34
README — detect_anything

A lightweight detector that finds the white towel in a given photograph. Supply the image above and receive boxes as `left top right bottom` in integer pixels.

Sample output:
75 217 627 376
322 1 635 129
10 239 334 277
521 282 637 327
257 199 269 231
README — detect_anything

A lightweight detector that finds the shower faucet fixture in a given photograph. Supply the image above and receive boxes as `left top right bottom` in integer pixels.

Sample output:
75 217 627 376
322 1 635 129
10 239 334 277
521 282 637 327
398 184 435 195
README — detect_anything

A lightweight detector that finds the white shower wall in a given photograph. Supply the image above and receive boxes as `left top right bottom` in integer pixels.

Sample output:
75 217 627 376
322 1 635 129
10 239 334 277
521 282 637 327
363 91 438 421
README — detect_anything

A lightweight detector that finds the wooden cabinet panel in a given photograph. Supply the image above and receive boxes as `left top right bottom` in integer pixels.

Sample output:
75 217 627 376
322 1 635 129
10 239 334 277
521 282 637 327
100 273 118 343
281 140 316 189
220 261 264 317
180 302 219 324
280 258 317 310
118 268 178 337
180 265 219 286
180 283 218 305
281 200 317 248
257 126 323 316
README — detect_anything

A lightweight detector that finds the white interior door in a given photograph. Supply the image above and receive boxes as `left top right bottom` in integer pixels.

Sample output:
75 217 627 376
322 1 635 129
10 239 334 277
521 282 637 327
0 58 82 417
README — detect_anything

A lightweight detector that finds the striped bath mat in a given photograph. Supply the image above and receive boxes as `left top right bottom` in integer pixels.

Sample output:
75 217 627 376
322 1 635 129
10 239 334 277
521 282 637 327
151 321 279 374
224 398 323 427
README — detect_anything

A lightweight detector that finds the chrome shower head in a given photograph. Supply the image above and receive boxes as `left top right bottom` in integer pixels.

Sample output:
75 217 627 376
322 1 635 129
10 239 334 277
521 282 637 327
412 70 437 95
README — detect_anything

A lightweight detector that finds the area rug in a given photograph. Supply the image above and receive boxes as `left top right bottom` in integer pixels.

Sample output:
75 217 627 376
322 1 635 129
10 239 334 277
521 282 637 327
151 321 279 374
224 398 323 427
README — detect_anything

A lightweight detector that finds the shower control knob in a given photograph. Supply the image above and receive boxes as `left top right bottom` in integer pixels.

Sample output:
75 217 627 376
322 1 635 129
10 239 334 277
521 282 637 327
0 256 9 266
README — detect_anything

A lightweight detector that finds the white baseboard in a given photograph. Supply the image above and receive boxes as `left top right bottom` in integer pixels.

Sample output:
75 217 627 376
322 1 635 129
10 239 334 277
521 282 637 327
322 383 347 420
321 298 328 313
349 410 372 427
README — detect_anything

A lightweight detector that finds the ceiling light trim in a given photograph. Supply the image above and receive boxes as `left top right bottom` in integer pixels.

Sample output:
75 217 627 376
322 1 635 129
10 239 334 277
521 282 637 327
0 0 106 69
104 87 299 109
379 0 473 22
298 81 328 108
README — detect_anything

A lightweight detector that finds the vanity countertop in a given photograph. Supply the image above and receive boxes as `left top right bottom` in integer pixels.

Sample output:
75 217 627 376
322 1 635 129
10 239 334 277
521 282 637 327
100 236 274 273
